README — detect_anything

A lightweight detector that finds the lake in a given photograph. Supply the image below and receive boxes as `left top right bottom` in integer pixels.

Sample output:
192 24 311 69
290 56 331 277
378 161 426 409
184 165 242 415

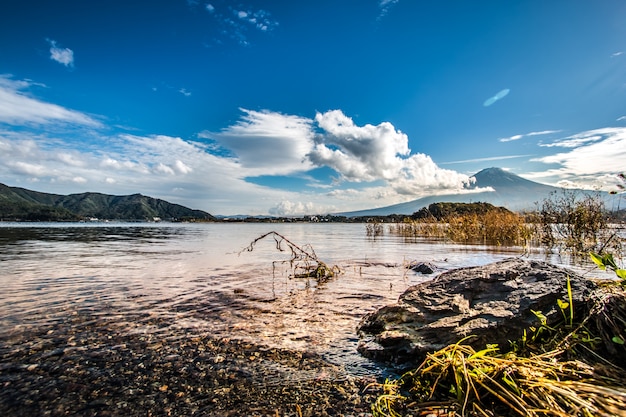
0 221 604 378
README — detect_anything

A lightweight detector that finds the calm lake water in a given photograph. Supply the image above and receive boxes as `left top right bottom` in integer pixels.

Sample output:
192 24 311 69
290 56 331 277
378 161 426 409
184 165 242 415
0 222 607 376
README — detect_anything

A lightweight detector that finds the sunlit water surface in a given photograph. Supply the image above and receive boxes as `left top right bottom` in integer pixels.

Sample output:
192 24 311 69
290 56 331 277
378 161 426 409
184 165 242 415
0 222 607 376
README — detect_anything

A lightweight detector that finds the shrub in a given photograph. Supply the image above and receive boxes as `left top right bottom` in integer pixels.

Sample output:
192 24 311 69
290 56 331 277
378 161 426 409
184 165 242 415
537 190 612 254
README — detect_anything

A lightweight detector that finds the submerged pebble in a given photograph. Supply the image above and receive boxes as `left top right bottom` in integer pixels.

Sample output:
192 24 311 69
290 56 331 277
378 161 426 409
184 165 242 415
0 310 378 416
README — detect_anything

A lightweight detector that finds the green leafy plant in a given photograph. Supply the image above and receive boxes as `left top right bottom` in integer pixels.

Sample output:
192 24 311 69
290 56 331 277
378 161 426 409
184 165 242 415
590 252 626 281
589 252 626 345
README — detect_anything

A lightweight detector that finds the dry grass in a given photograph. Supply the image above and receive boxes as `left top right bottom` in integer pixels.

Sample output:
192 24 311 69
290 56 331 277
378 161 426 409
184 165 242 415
390 211 533 246
370 342 626 417
368 285 626 417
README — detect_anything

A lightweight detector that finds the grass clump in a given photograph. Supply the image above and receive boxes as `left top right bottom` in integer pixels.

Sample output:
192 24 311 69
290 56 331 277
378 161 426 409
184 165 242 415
389 203 532 246
370 340 626 417
368 271 626 416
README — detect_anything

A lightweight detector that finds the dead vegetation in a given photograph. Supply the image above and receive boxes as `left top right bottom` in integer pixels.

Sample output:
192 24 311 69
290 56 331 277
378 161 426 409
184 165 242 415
240 231 340 282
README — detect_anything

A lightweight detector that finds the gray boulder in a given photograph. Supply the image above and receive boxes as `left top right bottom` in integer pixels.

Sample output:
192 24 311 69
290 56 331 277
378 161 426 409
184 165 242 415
357 258 598 365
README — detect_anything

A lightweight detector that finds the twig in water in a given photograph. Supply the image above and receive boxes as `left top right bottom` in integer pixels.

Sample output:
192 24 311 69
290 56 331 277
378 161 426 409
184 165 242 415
240 231 340 282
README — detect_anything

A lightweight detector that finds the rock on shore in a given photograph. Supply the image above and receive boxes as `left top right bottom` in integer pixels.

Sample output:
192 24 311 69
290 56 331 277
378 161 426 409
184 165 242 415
357 258 599 365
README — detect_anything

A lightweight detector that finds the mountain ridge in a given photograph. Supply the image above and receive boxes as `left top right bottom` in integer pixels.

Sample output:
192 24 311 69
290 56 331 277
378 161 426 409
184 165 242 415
0 183 214 221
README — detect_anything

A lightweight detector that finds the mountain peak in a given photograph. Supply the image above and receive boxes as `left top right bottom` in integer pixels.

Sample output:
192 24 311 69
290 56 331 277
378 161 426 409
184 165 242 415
338 167 564 216
471 167 536 189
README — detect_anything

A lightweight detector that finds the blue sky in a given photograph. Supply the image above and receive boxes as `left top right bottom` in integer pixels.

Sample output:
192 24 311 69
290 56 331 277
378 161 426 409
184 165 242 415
1 0 625 215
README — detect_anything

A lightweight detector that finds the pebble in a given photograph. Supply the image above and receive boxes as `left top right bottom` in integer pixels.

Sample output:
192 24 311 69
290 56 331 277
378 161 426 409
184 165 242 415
0 311 378 416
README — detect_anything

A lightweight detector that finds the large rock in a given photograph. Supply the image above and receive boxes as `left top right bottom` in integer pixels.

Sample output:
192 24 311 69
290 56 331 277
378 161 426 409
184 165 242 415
357 258 598 365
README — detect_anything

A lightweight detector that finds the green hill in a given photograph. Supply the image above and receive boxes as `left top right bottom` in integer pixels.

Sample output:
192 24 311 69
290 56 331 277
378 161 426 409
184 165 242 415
0 183 214 222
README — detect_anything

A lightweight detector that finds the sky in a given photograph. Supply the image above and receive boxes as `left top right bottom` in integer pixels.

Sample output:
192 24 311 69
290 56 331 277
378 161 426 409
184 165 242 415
1 0 625 216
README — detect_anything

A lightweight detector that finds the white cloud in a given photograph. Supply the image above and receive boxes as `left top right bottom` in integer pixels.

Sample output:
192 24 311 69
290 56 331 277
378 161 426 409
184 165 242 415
326 188 360 198
378 0 399 19
538 128 617 148
499 134 523 143
530 127 626 189
11 161 47 176
312 110 410 181
268 200 326 216
617 116 626 122
100 157 147 173
56 152 86 167
529 130 562 136
155 163 175 175
174 159 193 174
47 39 74 67
193 2 278 45
0 75 100 127
499 130 561 143
179 88 191 97
0 80 477 215
442 154 532 165
309 110 472 193
202 109 315 176
0 129 299 215
233 8 277 32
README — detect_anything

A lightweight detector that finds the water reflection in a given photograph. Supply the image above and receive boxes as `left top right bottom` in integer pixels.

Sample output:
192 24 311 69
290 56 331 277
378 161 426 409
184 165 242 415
0 223 192 244
0 222 611 376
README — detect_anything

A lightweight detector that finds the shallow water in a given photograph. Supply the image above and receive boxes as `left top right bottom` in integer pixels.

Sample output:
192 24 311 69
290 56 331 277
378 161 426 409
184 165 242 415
0 222 608 376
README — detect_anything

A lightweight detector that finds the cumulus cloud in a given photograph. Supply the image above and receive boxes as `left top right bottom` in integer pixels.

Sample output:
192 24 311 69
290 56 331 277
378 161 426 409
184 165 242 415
0 75 100 127
47 39 74 67
311 110 409 181
309 110 472 193
269 200 335 217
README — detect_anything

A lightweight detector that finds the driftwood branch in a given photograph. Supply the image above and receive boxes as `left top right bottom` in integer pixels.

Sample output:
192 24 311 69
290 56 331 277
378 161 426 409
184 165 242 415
240 231 340 282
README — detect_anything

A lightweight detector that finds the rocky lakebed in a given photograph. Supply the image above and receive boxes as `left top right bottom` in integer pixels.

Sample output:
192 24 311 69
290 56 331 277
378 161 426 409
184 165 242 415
2 258 626 416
